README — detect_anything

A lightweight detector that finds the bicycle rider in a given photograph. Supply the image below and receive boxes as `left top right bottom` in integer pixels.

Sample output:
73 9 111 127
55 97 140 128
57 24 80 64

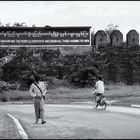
92 75 105 108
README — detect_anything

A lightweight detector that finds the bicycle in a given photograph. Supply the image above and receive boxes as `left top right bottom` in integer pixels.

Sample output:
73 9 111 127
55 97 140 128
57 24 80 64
92 91 107 110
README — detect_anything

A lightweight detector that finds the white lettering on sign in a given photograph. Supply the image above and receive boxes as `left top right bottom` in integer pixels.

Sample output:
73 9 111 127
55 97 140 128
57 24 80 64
0 31 89 38
0 27 91 46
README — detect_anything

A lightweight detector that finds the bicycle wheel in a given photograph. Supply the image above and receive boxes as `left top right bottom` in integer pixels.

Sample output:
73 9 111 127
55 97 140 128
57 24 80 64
101 102 107 110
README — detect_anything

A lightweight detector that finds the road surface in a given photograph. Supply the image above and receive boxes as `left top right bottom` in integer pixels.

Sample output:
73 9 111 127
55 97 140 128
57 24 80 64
0 103 140 139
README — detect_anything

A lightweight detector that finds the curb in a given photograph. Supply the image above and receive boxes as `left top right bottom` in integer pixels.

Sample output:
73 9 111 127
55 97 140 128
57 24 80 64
7 113 28 139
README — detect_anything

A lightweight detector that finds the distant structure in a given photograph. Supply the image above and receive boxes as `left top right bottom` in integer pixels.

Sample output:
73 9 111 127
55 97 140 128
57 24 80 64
0 27 140 55
94 30 107 51
126 30 139 46
110 30 123 46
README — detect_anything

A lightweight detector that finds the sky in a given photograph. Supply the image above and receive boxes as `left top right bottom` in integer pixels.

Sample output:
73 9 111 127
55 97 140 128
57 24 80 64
0 1 140 40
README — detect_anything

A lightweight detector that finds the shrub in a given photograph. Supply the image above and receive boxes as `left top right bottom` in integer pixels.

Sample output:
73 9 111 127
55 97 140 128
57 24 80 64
0 92 10 102
0 81 10 92
8 90 32 101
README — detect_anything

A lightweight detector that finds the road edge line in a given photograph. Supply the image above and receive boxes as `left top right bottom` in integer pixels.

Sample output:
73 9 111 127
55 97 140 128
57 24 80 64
131 104 140 108
7 113 28 139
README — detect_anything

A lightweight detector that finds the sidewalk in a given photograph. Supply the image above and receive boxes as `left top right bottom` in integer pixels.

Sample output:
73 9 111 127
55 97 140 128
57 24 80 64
0 115 21 139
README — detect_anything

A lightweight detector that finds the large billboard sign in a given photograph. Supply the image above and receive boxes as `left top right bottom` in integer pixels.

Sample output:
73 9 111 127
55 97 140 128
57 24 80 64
0 26 91 46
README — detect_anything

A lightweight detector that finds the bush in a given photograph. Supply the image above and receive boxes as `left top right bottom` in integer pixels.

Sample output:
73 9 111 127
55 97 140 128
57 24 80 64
8 90 32 101
0 92 10 102
0 48 104 88
0 81 10 92
45 77 70 88
0 81 18 92
69 67 98 87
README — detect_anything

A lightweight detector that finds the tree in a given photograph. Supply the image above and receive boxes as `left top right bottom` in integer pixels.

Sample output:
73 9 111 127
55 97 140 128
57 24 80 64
12 22 27 27
0 21 4 27
32 24 36 27
16 47 28 61
44 25 51 27
5 22 11 27
104 23 119 42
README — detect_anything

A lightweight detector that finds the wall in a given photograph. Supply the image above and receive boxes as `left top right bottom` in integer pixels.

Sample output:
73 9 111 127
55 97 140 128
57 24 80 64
93 29 139 49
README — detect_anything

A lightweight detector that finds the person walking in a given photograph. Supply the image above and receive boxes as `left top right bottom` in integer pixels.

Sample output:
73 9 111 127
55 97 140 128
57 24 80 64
29 75 47 124
92 75 105 108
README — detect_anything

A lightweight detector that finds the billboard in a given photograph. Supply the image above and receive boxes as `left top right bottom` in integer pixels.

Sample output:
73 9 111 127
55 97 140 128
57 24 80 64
0 26 91 46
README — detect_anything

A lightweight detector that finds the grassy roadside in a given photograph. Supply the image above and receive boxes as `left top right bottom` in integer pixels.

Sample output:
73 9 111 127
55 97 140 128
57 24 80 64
1 84 140 106
104 84 140 107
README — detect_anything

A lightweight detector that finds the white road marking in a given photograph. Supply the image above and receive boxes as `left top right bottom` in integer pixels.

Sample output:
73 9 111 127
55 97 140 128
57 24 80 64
131 104 140 108
107 106 140 115
7 113 28 139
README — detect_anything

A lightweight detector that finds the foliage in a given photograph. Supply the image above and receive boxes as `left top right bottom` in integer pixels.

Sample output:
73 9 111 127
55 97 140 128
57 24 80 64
0 92 10 102
1 47 106 88
0 48 8 58
12 22 27 27
1 47 34 89
0 22 27 27
0 81 10 92
106 45 140 85
104 23 119 42
0 80 17 102
2 44 140 88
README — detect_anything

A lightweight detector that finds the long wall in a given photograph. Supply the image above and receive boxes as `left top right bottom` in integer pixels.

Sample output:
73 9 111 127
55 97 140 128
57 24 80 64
93 29 139 50
60 29 140 55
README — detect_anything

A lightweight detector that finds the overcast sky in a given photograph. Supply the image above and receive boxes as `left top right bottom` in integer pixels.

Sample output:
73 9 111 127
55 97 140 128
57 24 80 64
0 1 140 40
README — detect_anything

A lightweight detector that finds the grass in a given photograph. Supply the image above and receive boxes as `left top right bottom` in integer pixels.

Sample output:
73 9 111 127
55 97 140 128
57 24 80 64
1 84 140 106
111 97 140 107
6 90 32 101
105 85 140 98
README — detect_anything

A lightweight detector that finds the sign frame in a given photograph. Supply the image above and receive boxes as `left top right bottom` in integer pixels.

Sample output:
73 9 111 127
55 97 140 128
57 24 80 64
0 26 91 47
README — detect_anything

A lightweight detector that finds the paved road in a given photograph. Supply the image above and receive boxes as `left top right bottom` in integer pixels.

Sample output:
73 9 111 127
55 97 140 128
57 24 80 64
0 103 140 139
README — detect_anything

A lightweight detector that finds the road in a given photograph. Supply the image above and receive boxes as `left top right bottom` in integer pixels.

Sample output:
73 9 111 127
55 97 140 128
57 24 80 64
0 103 140 139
